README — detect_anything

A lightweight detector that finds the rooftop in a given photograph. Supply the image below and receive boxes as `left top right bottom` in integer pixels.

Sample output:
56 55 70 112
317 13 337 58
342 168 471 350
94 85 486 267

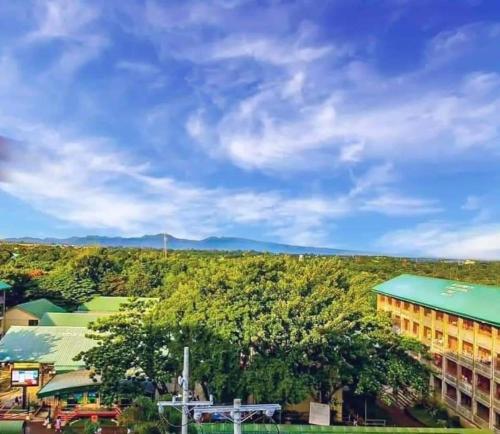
0 280 12 291
374 274 500 326
0 326 96 371
39 311 112 327
38 369 101 398
77 296 158 312
13 298 66 319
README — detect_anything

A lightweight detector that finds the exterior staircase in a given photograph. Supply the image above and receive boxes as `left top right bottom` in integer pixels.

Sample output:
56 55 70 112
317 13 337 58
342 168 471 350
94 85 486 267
380 386 420 409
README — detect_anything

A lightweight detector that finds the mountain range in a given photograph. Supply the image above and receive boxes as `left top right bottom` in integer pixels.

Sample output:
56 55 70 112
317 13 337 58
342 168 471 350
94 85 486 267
3 234 364 256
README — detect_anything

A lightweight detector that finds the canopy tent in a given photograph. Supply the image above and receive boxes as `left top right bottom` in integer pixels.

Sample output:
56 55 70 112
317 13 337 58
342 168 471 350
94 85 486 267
38 369 101 398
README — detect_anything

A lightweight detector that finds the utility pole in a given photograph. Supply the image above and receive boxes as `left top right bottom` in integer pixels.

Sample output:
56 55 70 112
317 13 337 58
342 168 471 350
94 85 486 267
158 347 281 434
181 346 189 434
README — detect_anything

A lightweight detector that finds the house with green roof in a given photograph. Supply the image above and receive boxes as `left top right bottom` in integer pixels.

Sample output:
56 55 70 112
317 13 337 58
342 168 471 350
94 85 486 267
39 311 112 327
4 298 66 332
77 295 158 312
0 280 12 335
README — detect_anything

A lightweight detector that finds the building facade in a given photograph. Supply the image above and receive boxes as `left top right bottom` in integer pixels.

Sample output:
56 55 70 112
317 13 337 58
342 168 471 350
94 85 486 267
374 274 500 432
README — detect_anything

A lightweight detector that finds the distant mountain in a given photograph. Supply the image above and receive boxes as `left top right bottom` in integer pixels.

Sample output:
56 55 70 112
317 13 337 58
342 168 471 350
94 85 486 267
4 234 364 256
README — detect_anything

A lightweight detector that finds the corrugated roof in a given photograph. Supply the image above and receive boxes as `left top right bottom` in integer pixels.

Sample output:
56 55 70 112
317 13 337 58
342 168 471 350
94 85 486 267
77 296 157 312
196 424 490 434
38 369 101 397
39 312 112 327
0 326 97 371
374 274 500 326
0 280 12 291
13 298 66 319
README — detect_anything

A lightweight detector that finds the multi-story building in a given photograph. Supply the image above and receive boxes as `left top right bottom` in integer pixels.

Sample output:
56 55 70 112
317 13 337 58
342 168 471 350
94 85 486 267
0 279 11 335
374 274 500 432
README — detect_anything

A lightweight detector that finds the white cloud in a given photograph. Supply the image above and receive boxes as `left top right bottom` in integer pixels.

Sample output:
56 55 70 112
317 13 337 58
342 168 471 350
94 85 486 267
361 193 442 216
378 222 500 260
0 122 440 244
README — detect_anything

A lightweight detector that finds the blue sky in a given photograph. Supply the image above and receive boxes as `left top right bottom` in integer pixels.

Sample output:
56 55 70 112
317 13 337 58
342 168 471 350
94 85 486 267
0 0 499 259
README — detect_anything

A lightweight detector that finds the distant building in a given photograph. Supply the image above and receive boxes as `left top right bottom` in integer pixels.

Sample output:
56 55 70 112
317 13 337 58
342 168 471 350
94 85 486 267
77 295 158 312
0 280 11 334
4 298 66 332
374 274 500 431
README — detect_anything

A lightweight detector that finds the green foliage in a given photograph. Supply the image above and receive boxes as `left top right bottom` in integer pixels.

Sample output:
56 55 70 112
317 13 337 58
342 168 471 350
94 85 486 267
2 243 498 407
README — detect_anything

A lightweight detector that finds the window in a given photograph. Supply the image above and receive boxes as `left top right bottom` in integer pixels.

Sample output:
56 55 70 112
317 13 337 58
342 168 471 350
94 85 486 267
435 330 443 343
447 336 458 351
463 319 474 330
403 318 410 331
403 302 410 310
448 315 458 326
28 319 38 326
395 300 401 308
478 323 492 336
413 322 419 335
413 304 420 313
436 312 444 321
388 297 393 305
424 308 431 317
424 326 432 339
462 341 473 357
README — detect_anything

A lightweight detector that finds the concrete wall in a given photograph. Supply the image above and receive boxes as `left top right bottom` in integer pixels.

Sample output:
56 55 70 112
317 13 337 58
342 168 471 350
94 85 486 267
4 308 39 332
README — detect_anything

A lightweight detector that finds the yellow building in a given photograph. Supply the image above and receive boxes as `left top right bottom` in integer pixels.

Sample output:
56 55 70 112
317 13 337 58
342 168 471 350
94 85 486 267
0 280 11 335
3 298 66 332
374 274 500 432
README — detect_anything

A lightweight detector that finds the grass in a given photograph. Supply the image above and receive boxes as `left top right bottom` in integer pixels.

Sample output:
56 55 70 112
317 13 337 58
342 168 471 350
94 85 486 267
407 406 445 428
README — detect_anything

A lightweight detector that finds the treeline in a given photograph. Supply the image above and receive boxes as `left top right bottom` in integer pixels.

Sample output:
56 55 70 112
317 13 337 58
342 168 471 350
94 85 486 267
0 243 498 309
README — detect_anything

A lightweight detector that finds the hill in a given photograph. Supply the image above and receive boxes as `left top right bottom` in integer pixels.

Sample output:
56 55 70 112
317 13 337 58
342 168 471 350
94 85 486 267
4 234 363 255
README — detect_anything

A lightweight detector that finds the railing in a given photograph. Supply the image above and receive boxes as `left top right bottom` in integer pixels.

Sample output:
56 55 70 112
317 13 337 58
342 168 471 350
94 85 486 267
447 324 458 336
445 372 457 383
476 360 493 377
457 405 473 421
475 388 491 405
444 395 457 408
473 414 490 429
458 381 473 394
364 419 387 426
433 340 444 353
460 353 474 368
446 351 458 361
494 395 500 409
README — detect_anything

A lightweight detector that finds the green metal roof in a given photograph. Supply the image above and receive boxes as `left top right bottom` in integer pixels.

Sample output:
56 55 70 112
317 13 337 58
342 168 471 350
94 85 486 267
0 280 12 291
77 296 158 312
13 298 66 319
0 326 97 371
195 424 489 434
39 312 112 327
0 421 24 434
374 274 500 326
38 369 101 398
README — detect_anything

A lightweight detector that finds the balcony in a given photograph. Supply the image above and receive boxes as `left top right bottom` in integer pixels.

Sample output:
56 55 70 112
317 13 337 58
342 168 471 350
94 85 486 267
460 353 474 369
457 405 473 421
444 395 457 408
476 361 493 378
433 340 444 353
445 372 458 383
495 365 500 382
459 381 473 395
494 395 500 409
446 351 459 362
473 414 490 429
475 388 491 405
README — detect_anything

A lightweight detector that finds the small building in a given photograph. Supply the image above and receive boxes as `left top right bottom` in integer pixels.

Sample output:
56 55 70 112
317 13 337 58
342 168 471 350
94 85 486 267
374 274 500 431
39 312 112 327
3 299 66 332
0 326 97 405
0 280 12 335
77 296 158 312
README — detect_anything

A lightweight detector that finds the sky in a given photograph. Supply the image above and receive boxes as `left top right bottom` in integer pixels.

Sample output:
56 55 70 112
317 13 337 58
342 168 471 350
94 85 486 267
0 0 499 260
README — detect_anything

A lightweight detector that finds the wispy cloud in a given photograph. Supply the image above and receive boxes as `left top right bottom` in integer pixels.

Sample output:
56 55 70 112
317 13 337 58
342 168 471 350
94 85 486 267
378 222 500 260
